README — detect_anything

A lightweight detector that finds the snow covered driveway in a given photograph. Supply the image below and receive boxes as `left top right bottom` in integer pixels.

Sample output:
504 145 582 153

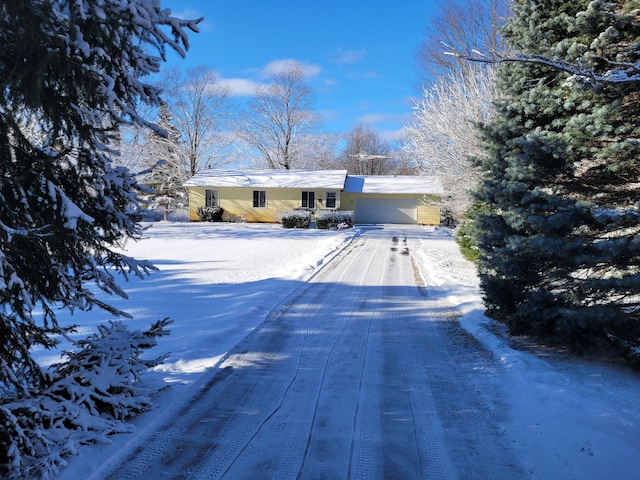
87 226 525 479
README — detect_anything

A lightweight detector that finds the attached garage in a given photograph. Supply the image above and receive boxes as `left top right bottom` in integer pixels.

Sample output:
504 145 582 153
342 175 443 226
355 197 417 224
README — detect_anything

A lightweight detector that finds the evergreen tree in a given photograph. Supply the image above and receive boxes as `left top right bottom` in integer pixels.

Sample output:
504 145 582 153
141 103 190 220
472 0 640 352
0 1 199 397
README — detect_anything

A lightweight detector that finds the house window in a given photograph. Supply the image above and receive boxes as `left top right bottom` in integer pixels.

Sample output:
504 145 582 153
205 189 218 207
253 190 266 208
326 191 337 208
301 191 315 208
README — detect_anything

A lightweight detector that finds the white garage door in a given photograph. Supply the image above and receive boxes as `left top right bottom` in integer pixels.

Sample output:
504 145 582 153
355 198 417 224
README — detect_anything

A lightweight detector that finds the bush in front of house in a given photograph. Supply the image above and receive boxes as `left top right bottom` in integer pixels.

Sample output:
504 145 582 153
281 210 312 228
196 206 224 222
316 210 355 229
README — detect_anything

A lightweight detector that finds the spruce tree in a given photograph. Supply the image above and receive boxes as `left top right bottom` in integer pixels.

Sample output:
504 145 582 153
141 103 189 221
472 0 640 352
0 1 199 397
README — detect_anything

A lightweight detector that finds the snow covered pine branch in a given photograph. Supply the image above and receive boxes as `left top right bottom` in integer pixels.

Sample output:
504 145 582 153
0 1 200 478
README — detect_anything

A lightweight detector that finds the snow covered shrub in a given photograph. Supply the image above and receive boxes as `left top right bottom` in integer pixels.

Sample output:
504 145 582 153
316 210 355 229
440 208 456 228
197 206 224 222
50 318 172 420
0 318 172 480
281 210 311 228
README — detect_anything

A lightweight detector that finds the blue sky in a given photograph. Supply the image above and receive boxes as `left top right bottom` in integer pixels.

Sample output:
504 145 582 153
161 1 437 141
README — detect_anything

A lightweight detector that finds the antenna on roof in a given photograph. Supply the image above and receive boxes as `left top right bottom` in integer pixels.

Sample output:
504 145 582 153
349 153 390 160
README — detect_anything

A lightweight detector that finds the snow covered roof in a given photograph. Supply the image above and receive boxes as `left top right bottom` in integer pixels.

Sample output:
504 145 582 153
184 169 444 195
184 169 348 190
343 175 444 195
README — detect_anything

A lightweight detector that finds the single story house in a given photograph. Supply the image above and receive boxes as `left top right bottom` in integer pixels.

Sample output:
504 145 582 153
184 169 444 225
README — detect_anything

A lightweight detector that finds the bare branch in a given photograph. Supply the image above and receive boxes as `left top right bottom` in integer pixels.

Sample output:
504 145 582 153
415 0 511 85
236 61 321 169
447 49 640 87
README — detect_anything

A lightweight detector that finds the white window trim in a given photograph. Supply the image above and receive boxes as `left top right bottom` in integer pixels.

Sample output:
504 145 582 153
205 189 219 207
253 190 267 208
325 191 337 208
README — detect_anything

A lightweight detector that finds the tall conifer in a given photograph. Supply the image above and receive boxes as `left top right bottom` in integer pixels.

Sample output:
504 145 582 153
0 1 199 396
472 0 640 352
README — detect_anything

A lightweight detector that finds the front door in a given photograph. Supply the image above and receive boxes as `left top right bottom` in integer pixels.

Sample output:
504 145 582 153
302 191 315 209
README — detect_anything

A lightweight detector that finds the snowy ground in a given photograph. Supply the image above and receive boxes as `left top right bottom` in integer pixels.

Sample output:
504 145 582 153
34 222 640 479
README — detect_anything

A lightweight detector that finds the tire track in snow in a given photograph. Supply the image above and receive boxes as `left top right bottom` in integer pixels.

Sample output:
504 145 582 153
405 233 527 480
89 227 526 480
292 234 391 480
209 237 383 479
215 235 389 479
347 235 397 480
94 237 376 479
380 235 457 479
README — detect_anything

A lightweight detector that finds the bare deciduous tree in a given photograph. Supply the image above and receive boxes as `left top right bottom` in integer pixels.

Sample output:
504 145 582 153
416 0 510 85
338 124 392 175
160 65 235 176
237 61 321 169
293 132 341 170
404 64 497 220
407 0 509 223
117 66 233 218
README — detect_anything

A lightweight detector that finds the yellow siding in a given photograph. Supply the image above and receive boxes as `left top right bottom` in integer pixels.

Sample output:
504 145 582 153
341 192 419 209
418 195 441 225
188 188 204 221
339 192 358 212
417 206 440 225
189 186 440 225
189 187 342 223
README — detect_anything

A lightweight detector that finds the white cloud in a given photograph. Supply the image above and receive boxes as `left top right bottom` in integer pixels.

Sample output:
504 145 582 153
340 112 407 140
218 58 322 97
357 113 392 125
319 109 341 122
380 127 407 142
168 7 201 19
260 59 322 78
330 48 366 64
357 112 413 129
219 78 264 96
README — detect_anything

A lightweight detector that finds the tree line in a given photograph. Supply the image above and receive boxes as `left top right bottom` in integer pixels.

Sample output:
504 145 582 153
124 61 416 220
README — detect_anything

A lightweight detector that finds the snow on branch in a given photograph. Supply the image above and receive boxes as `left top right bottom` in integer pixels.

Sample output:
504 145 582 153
58 0 203 132
443 41 640 88
46 180 95 230
0 318 172 480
